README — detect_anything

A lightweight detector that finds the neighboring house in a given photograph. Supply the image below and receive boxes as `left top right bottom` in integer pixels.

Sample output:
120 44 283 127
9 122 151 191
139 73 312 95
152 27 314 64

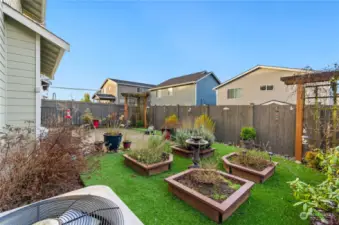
93 78 155 105
149 71 221 106
213 65 331 105
0 0 70 136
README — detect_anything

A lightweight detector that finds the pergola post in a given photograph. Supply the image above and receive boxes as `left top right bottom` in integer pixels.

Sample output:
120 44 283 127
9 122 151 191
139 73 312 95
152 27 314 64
144 96 148 128
295 83 304 161
124 96 128 120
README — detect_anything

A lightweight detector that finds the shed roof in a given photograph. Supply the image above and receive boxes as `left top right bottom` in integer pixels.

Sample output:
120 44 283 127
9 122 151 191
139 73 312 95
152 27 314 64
150 71 220 91
92 93 116 101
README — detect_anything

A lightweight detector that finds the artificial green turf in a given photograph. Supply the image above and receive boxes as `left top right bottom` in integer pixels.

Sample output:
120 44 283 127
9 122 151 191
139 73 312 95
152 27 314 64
82 142 325 225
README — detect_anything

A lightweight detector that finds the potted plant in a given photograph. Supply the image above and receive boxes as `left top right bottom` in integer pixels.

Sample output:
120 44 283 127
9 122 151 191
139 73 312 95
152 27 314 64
240 126 256 149
103 113 124 152
165 168 254 223
92 117 100 129
123 136 173 176
222 150 278 183
103 129 122 152
122 134 132 150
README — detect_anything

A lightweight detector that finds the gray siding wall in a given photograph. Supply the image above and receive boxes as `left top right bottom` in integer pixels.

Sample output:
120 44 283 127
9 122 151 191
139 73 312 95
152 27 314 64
150 84 196 106
0 4 6 129
6 17 36 127
196 74 218 105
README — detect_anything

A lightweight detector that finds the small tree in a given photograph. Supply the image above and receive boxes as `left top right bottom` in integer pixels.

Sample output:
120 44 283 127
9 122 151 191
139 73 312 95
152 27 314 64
81 93 91 102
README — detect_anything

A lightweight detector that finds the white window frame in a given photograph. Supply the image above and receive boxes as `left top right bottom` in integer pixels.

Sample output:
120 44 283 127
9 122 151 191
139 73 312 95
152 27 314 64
168 87 173 96
156 90 162 98
227 88 242 99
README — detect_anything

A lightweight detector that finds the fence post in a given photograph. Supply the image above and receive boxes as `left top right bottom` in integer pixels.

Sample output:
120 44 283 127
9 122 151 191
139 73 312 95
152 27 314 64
177 104 180 119
248 103 254 127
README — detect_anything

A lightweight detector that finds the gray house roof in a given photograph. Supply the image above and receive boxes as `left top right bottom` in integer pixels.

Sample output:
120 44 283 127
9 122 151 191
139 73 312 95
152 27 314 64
150 71 220 91
109 79 155 88
100 78 155 89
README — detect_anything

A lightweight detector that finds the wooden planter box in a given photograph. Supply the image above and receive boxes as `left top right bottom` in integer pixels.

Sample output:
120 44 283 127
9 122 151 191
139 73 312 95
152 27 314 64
222 152 278 183
165 169 254 223
123 154 173 176
171 145 215 158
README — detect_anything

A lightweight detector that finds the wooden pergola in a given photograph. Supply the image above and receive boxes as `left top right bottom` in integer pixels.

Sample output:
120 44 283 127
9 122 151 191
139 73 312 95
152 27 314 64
121 92 149 128
280 71 339 161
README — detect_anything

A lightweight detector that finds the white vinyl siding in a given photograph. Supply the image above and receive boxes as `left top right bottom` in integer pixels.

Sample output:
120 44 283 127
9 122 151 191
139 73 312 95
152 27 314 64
0 4 6 129
5 17 36 128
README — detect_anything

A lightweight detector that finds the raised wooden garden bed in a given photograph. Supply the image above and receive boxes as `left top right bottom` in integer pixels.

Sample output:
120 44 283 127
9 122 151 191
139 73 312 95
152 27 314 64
123 154 173 176
222 152 278 183
165 169 254 223
171 145 215 158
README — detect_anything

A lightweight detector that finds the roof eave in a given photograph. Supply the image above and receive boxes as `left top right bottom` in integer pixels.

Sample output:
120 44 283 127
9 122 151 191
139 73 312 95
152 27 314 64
3 3 70 51
213 65 310 90
149 81 196 91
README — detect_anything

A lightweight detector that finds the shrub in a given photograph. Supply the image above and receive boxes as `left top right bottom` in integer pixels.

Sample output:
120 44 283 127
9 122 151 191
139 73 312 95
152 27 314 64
304 150 321 169
230 150 273 171
194 127 216 147
0 125 99 212
240 127 256 140
81 108 93 124
194 114 215 133
164 114 179 129
136 120 144 128
128 136 171 164
289 147 339 223
175 129 192 148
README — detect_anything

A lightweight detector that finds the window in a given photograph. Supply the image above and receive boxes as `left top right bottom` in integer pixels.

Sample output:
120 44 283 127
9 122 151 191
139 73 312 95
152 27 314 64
227 88 242 99
267 85 274 90
168 87 173 96
137 87 143 92
260 85 274 91
156 90 161 98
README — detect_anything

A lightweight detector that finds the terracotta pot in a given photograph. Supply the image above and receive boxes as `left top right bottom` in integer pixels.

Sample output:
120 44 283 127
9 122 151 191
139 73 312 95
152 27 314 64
123 141 132 149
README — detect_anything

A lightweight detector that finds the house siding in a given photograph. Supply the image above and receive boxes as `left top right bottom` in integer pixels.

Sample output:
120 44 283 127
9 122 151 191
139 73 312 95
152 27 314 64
196 74 218 105
0 4 6 129
5 17 36 127
4 0 22 12
150 84 196 106
216 68 305 105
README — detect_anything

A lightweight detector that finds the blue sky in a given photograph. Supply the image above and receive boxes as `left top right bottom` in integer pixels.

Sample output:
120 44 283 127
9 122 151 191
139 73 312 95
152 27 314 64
46 0 339 100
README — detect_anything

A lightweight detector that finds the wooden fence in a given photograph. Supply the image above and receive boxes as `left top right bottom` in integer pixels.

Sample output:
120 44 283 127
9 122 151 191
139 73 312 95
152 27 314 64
149 104 296 156
43 100 330 157
41 100 125 126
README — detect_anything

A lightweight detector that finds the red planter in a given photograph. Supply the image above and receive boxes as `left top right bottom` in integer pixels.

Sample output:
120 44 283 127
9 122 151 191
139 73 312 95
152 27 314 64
92 119 99 128
123 141 132 150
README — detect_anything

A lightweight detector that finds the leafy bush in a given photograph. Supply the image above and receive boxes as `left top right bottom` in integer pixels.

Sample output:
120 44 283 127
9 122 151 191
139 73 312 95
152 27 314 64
175 129 192 148
240 127 256 140
194 114 215 133
304 150 321 169
289 147 339 223
136 120 144 128
230 150 273 171
194 127 215 147
128 136 171 164
174 127 215 149
0 125 99 212
81 108 93 124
